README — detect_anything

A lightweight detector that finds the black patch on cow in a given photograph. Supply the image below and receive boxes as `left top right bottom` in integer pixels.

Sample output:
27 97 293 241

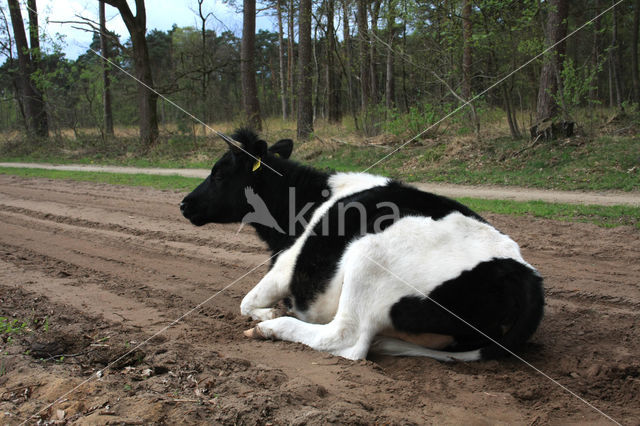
249 156 331 254
389 258 544 358
289 181 487 312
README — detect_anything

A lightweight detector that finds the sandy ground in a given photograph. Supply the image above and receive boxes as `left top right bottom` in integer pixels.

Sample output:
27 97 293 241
0 174 639 425
1 162 639 207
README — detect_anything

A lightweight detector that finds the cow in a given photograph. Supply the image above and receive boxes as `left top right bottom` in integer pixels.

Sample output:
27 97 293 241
180 128 544 361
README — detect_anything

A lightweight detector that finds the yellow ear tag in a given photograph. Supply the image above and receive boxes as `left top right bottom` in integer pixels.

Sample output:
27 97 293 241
252 158 261 172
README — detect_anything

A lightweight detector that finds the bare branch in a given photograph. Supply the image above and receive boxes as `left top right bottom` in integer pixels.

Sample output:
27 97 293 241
50 14 125 51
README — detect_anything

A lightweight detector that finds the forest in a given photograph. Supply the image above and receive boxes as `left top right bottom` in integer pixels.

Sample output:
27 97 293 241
0 0 639 147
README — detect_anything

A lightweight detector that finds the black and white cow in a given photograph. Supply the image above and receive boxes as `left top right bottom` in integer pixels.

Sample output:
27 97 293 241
180 129 544 361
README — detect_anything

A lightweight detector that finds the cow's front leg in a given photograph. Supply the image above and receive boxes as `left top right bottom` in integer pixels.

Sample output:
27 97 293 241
241 248 298 320
240 269 290 321
245 316 374 360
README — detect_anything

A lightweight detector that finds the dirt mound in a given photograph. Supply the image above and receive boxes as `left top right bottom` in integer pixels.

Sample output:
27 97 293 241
0 175 639 424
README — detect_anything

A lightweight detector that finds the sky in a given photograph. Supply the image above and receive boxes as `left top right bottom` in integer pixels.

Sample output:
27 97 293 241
18 0 275 59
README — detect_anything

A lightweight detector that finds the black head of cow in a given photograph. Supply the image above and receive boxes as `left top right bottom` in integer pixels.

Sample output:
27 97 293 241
180 128 293 226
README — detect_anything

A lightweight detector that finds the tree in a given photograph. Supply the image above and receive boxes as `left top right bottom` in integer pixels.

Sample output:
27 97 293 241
535 0 569 124
99 0 114 136
357 0 371 111
26 0 39 69
241 0 261 130
385 0 396 110
196 0 213 123
7 0 48 138
589 0 602 104
342 0 358 126
276 0 288 119
461 0 479 136
608 0 624 110
288 0 296 118
0 4 26 129
326 0 341 122
103 0 158 145
632 0 640 104
297 0 313 138
368 1 380 104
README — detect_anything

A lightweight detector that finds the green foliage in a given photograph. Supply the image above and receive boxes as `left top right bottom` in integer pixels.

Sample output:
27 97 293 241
0 317 29 345
359 104 387 137
0 317 28 335
555 57 600 119
383 103 441 138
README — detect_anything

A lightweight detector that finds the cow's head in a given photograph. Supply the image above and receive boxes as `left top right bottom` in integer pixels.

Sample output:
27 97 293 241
180 128 293 226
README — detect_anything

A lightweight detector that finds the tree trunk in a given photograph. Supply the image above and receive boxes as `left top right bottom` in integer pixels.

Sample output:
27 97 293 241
400 0 408 112
327 0 341 122
297 0 313 139
131 28 160 143
288 0 296 118
535 0 569 123
99 1 114 136
103 0 158 145
26 0 39 67
7 0 48 138
503 84 521 139
385 0 395 110
277 0 288 119
198 0 209 124
608 54 615 107
342 0 358 128
357 0 371 111
312 21 321 119
632 0 640 104
461 0 479 136
241 0 262 130
609 0 623 110
590 0 601 103
461 0 471 102
368 1 381 104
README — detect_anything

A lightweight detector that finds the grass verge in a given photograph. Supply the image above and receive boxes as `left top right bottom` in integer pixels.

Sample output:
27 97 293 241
0 166 202 192
1 167 638 230
1 111 639 192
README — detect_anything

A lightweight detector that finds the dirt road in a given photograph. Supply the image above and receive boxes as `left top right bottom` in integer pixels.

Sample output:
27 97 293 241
1 162 639 206
1 175 639 425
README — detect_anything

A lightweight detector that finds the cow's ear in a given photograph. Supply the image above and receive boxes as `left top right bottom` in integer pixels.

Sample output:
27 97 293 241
268 139 293 159
255 139 268 158
248 140 268 172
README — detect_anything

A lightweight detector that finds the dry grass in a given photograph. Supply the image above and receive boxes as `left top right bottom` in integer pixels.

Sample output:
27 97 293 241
0 105 623 146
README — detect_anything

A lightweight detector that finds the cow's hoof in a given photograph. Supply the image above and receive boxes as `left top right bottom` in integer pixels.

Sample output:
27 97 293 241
250 308 278 321
243 327 266 339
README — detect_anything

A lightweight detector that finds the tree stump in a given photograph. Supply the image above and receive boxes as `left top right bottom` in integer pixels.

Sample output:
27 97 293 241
530 119 575 141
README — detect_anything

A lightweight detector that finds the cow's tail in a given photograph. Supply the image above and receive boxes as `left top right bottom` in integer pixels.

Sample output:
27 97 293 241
370 268 544 362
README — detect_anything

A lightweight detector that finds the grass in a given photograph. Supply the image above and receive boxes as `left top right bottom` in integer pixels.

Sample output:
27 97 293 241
0 166 202 191
1 109 638 191
0 317 28 336
461 198 640 229
0 316 29 348
1 166 638 229
304 134 640 191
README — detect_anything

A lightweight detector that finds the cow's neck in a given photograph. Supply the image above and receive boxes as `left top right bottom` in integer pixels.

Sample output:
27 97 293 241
251 164 330 255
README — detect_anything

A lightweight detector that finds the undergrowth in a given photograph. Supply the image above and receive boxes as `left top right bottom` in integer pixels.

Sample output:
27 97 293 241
1 108 638 191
